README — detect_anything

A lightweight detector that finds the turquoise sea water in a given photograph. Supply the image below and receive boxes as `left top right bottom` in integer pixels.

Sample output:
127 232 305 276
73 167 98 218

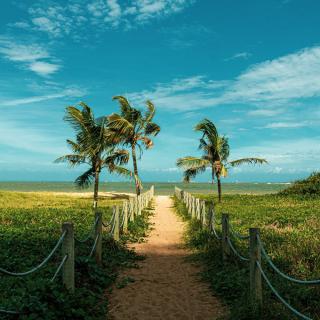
0 181 289 195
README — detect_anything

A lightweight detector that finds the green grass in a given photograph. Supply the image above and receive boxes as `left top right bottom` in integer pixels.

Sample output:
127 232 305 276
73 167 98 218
0 191 153 319
174 193 320 320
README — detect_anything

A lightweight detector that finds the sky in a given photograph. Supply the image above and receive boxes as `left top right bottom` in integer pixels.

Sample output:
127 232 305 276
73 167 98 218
0 0 319 183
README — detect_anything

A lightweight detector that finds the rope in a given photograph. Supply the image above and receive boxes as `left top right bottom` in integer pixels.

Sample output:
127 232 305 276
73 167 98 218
227 237 250 262
75 217 99 243
102 211 115 228
89 234 100 258
256 262 312 320
257 236 320 285
50 255 68 282
210 222 222 240
0 308 20 315
110 220 115 235
0 231 67 277
229 224 250 240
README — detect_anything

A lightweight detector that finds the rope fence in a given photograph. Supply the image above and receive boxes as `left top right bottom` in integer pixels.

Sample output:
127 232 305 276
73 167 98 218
0 186 154 315
174 186 319 320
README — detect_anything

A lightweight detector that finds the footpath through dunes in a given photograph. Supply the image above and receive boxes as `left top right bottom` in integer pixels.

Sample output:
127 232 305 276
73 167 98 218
107 195 227 320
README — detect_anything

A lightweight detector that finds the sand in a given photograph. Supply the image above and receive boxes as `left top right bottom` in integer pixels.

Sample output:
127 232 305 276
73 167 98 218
107 196 227 320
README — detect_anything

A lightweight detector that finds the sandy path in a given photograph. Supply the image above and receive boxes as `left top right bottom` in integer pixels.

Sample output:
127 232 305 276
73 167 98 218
107 196 226 320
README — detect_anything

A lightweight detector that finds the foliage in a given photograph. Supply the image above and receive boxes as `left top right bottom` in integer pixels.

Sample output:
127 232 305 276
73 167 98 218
55 102 132 206
0 191 152 319
176 119 267 201
108 96 160 195
174 194 320 319
279 172 320 197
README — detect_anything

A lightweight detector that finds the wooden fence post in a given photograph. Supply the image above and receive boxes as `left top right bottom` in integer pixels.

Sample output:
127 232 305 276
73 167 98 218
196 198 200 220
62 222 75 293
191 197 196 219
222 213 230 261
94 211 102 265
113 206 120 241
201 201 207 227
250 228 262 310
123 201 128 233
130 198 134 222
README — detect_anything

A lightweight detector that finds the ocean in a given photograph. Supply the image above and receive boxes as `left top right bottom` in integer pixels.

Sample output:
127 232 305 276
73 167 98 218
0 181 290 195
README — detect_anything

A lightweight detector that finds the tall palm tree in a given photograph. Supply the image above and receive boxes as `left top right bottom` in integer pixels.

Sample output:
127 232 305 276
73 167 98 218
55 102 132 208
177 119 267 202
108 96 160 195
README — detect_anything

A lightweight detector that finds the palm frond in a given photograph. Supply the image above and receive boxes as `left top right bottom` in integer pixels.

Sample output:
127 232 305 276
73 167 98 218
229 158 268 167
183 166 207 183
140 136 154 149
110 166 134 179
112 96 132 115
54 154 86 166
194 118 219 147
75 168 95 189
145 122 160 136
144 100 155 122
105 149 130 167
108 113 134 138
176 156 210 169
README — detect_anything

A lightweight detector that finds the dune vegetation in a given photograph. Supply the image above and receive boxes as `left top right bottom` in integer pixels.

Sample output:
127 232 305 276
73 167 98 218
0 191 154 319
174 191 320 319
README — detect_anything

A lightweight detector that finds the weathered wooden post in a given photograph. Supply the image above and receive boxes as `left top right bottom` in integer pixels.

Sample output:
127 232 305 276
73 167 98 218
180 190 184 202
113 206 120 241
201 201 207 227
137 195 142 215
129 198 134 222
196 198 200 220
62 222 75 292
249 228 262 310
207 204 213 230
191 197 196 219
123 201 128 233
94 211 102 265
222 213 230 261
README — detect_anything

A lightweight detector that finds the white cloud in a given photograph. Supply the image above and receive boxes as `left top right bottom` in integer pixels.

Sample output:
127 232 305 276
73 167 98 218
223 46 320 104
127 76 229 111
225 52 252 61
263 121 308 129
231 138 320 168
22 0 194 38
126 46 320 114
0 37 60 77
29 61 60 76
248 108 284 117
1 87 86 107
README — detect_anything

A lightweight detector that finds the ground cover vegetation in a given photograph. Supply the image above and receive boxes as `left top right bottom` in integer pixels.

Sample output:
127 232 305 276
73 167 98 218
0 191 154 319
174 191 320 319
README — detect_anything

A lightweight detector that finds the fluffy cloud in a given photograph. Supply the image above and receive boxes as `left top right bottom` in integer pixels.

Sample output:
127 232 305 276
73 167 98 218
15 0 194 38
126 46 320 113
0 37 60 76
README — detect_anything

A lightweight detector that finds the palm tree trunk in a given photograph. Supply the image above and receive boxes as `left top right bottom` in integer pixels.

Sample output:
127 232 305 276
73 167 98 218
93 170 100 209
131 144 140 196
217 176 222 203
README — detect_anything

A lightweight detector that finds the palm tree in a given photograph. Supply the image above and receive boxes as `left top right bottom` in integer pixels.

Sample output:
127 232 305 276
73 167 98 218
55 102 132 208
108 96 160 195
177 118 267 202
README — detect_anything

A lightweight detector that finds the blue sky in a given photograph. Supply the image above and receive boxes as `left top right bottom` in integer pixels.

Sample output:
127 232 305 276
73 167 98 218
0 0 319 183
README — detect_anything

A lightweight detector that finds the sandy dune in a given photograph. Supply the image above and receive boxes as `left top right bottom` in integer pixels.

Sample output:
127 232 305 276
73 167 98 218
107 196 227 320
